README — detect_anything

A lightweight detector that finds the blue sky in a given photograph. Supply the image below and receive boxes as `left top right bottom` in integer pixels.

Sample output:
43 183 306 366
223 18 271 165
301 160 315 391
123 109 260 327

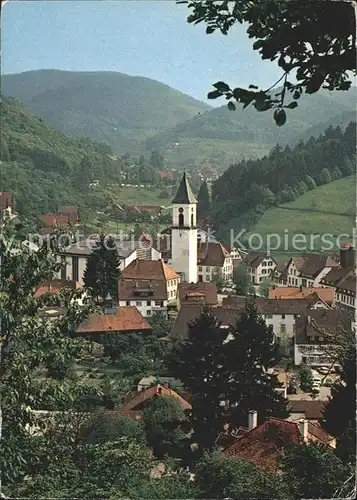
2 0 282 103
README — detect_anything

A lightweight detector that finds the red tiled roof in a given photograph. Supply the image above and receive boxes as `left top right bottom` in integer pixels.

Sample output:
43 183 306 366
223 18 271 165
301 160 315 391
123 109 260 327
268 287 335 304
121 259 178 281
78 307 152 334
223 418 300 474
35 279 79 297
122 384 192 411
178 282 218 306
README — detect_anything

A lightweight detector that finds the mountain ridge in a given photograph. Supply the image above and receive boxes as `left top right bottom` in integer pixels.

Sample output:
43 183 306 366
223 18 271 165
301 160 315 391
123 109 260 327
2 69 356 167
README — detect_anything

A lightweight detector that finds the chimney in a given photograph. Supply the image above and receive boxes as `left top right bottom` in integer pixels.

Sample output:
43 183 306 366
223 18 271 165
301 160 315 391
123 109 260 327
299 418 308 442
248 410 258 431
340 245 355 267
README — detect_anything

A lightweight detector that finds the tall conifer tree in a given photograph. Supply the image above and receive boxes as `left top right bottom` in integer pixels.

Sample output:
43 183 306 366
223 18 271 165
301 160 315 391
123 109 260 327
83 233 120 302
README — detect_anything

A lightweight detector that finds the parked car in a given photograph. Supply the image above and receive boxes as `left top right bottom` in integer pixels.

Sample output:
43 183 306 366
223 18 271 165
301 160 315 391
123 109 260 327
317 366 330 375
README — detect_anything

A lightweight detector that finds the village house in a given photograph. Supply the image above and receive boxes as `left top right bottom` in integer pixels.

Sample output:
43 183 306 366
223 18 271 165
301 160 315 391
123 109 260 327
39 206 80 234
177 282 218 309
221 411 335 474
198 241 233 283
243 252 277 285
35 279 80 298
294 308 352 366
320 245 356 310
118 259 179 317
121 384 192 412
298 253 339 288
268 286 335 306
169 294 334 348
77 303 152 338
287 400 326 425
57 234 162 285
275 256 308 287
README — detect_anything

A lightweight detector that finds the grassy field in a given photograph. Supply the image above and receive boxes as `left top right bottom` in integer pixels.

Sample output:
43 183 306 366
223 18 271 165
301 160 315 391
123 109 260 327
103 185 172 206
250 175 356 255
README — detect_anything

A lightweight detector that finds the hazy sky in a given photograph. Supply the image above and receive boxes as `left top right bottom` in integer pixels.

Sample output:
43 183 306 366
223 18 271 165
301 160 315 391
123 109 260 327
2 0 282 102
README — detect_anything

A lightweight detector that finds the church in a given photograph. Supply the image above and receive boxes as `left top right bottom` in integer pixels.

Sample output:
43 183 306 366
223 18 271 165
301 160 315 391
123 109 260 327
159 173 240 284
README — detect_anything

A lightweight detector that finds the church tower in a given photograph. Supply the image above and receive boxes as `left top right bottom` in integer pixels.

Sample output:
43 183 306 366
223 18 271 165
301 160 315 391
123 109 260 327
171 173 198 283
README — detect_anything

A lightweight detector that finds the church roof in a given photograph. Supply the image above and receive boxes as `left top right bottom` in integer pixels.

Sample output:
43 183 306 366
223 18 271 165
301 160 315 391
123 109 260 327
172 173 198 204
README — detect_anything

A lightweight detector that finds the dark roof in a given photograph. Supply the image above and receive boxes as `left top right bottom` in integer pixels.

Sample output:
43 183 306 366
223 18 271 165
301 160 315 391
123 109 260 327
78 307 152 334
119 278 168 301
178 282 218 306
243 252 276 269
337 274 356 293
198 241 230 267
222 296 317 316
171 173 198 204
170 304 242 340
299 254 338 278
288 401 326 420
295 309 352 345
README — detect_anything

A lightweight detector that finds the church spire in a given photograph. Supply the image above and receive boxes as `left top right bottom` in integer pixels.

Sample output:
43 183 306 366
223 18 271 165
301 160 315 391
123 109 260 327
172 172 198 204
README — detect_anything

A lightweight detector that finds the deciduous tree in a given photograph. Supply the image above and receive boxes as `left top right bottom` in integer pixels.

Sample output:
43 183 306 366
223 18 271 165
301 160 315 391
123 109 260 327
178 0 356 125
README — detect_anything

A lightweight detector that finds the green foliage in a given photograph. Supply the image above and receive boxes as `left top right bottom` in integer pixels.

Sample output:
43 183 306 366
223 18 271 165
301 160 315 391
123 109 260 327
233 262 249 295
319 167 332 185
0 218 94 486
259 277 275 298
298 363 313 392
322 332 356 463
305 175 316 190
212 122 356 236
197 181 211 220
2 69 210 154
180 0 356 124
143 396 187 459
100 315 172 379
168 303 288 451
195 451 287 499
282 442 354 499
83 233 120 302
81 411 147 447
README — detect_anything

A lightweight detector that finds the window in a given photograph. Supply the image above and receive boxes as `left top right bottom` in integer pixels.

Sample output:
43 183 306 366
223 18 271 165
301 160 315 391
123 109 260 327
136 301 142 306
266 314 273 319
72 256 79 282
61 262 67 280
147 301 151 306
147 310 152 316
280 324 286 333
198 266 202 271
281 314 285 319
178 207 184 227
262 261 266 266
126 301 130 306
198 275 203 282
155 301 161 306
206 275 210 281
191 214 194 226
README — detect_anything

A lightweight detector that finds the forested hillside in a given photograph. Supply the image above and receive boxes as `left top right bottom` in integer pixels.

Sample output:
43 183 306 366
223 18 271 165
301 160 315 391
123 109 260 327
212 122 356 242
2 69 210 153
0 96 123 218
2 70 355 168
